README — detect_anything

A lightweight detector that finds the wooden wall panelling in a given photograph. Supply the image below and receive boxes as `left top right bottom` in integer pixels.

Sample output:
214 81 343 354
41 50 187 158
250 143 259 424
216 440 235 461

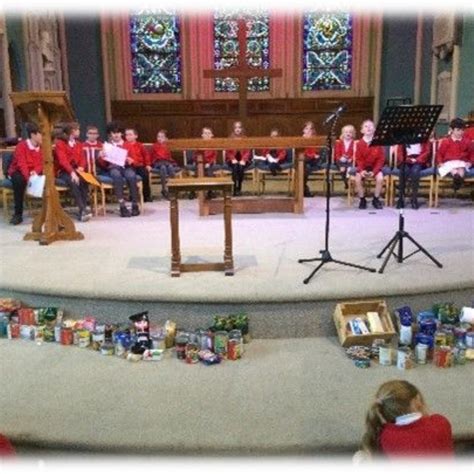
111 97 374 142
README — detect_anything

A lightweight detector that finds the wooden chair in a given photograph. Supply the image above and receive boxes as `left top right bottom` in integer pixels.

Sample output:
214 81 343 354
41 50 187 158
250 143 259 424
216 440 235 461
255 148 295 195
1 148 69 220
347 142 391 206
87 157 145 217
388 142 437 207
306 145 338 195
1 150 15 220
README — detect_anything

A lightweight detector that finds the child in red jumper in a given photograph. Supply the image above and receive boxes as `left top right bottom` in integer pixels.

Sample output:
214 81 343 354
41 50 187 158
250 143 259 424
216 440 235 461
334 124 356 188
302 121 322 197
437 117 471 191
0 432 15 457
98 122 140 217
254 128 288 176
358 380 454 460
225 121 252 196
53 122 91 222
151 129 178 200
82 125 103 174
7 123 43 225
124 128 152 202
354 120 386 210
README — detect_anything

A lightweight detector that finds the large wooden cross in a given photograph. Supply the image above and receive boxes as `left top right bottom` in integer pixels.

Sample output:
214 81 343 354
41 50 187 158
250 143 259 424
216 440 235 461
203 17 282 119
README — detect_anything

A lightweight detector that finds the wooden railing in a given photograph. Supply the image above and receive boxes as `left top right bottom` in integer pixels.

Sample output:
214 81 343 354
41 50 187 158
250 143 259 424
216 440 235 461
166 136 327 215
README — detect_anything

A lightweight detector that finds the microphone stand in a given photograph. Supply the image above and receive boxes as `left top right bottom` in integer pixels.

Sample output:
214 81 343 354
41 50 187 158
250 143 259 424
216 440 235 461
298 112 377 284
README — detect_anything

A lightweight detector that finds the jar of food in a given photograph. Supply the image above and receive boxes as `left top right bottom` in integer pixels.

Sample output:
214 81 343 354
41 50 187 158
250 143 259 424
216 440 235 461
175 335 188 360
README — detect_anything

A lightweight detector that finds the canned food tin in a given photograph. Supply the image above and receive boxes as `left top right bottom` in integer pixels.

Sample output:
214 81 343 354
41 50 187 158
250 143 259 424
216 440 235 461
78 330 90 348
434 331 447 347
397 347 413 370
214 331 228 357
466 332 474 349
54 325 61 343
18 308 36 326
20 325 33 341
434 346 452 368
43 326 55 343
379 344 392 366
8 323 20 339
60 327 73 345
100 342 114 356
0 316 8 338
185 343 200 364
175 335 188 360
415 343 428 364
73 329 80 345
34 325 45 343
91 331 105 351
419 318 437 335
454 327 467 345
399 324 413 346
453 343 466 365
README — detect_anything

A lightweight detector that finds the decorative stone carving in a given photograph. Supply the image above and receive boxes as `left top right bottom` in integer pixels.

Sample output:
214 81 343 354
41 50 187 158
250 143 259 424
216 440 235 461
24 14 63 91
437 70 452 121
432 15 461 60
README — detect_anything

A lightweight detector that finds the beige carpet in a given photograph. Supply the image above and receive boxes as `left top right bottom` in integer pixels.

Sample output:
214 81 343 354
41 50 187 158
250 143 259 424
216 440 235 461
0 197 473 303
0 337 473 454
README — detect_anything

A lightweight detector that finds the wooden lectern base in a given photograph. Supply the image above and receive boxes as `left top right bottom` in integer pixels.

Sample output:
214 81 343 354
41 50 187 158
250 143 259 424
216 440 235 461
24 230 84 246
168 177 234 277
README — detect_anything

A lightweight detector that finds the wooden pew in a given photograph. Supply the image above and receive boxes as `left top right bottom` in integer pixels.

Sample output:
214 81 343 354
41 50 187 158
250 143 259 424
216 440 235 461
166 136 326 215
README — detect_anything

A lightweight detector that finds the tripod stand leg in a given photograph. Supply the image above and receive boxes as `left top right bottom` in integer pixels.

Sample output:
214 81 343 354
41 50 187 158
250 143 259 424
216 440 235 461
404 233 443 268
377 232 399 259
331 259 377 273
303 261 326 285
378 237 399 274
298 257 323 264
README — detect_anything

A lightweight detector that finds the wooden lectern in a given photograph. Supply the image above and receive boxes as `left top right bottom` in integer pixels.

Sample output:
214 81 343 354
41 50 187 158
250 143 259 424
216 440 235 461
9 92 84 245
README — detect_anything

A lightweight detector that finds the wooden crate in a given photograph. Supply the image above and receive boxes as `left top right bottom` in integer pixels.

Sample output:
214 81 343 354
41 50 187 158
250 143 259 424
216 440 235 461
333 300 396 347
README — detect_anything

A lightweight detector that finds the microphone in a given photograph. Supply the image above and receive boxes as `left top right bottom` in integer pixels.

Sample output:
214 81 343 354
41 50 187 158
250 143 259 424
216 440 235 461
323 103 347 125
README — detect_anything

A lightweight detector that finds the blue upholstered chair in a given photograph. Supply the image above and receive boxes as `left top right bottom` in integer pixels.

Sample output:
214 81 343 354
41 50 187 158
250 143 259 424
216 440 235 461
388 143 436 207
254 148 295 195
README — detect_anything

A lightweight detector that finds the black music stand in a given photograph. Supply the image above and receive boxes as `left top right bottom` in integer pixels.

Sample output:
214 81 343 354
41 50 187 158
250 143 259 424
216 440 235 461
298 108 376 284
371 104 444 273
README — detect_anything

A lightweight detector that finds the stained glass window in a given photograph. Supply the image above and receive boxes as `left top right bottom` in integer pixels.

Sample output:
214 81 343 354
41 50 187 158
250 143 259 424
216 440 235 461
302 12 353 91
130 9 182 93
213 11 270 92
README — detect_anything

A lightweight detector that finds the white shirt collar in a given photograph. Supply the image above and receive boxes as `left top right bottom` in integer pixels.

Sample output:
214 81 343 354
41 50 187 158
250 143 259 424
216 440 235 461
68 138 76 147
110 139 124 147
395 412 423 426
26 139 40 151
363 136 373 144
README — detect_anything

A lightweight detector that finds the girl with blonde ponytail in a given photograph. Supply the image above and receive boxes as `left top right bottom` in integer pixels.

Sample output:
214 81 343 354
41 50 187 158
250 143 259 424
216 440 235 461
356 380 453 460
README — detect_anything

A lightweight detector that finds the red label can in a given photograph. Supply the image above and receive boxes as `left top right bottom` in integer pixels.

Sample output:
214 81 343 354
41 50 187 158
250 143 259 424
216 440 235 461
60 327 74 345
18 308 36 326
